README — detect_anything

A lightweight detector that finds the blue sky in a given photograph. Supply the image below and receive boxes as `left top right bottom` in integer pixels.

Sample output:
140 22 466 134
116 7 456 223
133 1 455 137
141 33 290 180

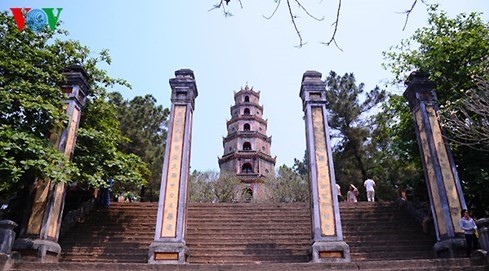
2 1 488 171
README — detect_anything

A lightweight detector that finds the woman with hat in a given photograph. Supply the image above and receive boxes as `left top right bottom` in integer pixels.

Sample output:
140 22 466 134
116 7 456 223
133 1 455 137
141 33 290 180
347 184 359 203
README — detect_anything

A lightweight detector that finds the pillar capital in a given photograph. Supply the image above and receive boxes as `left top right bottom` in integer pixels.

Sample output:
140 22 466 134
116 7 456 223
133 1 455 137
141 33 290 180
403 71 437 111
169 69 198 111
299 70 326 110
62 65 90 108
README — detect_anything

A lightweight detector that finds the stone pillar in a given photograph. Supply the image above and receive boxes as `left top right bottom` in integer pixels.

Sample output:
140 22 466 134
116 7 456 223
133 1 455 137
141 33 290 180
403 71 466 257
148 69 198 264
13 65 90 262
299 71 350 263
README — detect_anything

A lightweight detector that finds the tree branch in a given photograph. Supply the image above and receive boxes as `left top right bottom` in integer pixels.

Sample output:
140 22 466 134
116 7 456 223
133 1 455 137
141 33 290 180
209 0 234 17
401 0 418 31
212 0 343 50
263 0 281 20
320 0 343 51
441 78 489 150
293 0 324 22
286 0 305 48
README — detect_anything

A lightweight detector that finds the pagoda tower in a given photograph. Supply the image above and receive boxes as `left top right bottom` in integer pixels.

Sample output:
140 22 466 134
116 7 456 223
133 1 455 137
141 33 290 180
218 85 276 200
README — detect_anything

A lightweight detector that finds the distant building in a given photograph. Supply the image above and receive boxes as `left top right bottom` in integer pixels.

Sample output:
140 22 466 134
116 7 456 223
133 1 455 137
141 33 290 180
218 85 276 200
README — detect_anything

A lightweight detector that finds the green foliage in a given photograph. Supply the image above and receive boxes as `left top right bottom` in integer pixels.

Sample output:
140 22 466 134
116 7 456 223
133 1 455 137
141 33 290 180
0 11 76 199
292 151 308 179
188 170 242 203
0 11 146 202
266 165 309 203
73 95 149 193
322 71 398 200
109 93 170 202
188 170 217 202
382 5 489 213
370 94 424 199
383 5 489 98
213 171 242 202
0 127 78 194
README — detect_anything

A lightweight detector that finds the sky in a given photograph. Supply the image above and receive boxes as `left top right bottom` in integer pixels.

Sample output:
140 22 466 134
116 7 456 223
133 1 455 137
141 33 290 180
2 0 488 172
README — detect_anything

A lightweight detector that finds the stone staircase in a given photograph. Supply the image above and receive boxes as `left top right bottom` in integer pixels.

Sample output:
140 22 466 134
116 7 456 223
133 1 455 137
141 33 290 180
7 201 487 270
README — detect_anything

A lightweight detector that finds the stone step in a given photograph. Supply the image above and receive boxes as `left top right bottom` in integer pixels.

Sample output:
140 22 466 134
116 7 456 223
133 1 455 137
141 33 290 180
86 212 399 218
56 201 439 266
60 235 309 245
87 211 406 217
103 203 396 213
63 242 432 254
9 258 485 271
189 254 309 264
60 231 309 240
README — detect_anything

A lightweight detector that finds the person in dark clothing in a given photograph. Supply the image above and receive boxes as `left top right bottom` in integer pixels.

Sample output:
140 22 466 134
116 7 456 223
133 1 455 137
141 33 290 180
99 178 113 207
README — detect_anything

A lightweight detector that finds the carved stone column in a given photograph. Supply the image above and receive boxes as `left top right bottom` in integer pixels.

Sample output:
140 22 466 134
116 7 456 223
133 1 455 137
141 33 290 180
404 71 467 257
13 65 90 262
299 71 350 263
148 69 198 264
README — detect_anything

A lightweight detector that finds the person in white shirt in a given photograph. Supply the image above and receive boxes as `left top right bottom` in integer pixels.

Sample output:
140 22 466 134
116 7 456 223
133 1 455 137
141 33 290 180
336 183 343 202
364 178 376 202
459 209 478 257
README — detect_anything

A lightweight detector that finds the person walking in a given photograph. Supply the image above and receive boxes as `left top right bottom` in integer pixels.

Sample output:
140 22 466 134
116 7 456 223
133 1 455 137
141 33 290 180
347 184 358 203
459 209 478 257
336 183 344 202
364 178 376 202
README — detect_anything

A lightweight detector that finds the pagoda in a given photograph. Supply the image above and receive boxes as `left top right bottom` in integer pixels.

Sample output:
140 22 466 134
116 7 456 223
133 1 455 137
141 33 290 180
218 85 276 200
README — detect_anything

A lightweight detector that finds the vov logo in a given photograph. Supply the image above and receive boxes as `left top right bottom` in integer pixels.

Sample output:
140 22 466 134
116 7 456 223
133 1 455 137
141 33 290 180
10 8 63 32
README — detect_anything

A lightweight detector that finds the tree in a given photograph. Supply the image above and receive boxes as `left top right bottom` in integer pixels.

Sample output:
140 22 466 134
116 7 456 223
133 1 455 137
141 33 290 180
266 165 309 203
441 77 489 150
108 93 170 202
188 170 242 203
370 94 425 201
72 95 149 198
383 5 489 100
382 5 489 214
322 71 397 200
292 151 308 179
0 11 147 210
213 171 243 202
188 170 216 203
0 11 78 201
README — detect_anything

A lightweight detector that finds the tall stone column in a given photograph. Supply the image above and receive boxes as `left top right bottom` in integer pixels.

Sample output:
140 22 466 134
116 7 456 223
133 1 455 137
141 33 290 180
404 72 467 257
148 69 198 264
13 65 90 262
299 71 350 263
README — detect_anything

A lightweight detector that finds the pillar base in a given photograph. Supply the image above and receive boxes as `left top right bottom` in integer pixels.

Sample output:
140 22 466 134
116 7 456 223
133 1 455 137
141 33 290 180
309 240 351 263
433 237 466 258
12 238 61 262
470 249 488 266
148 241 188 264
0 251 21 271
